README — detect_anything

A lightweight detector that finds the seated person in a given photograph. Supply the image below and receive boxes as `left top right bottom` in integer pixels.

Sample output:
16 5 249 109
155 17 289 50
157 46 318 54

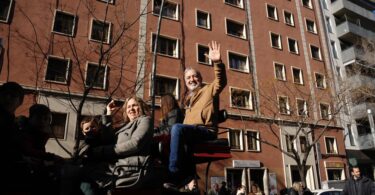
164 41 227 190
73 96 154 195
18 104 64 194
155 93 183 136
79 116 115 156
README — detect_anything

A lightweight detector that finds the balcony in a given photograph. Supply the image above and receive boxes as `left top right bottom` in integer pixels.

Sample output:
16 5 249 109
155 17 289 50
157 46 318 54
345 74 375 89
351 102 375 119
332 0 375 22
336 21 375 42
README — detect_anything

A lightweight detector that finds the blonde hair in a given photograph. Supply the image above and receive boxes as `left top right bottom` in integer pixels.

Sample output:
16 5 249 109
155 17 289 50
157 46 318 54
122 95 150 124
292 182 302 191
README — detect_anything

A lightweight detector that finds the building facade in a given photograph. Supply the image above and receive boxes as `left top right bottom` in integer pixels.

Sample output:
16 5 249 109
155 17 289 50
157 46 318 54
0 0 348 193
319 0 375 181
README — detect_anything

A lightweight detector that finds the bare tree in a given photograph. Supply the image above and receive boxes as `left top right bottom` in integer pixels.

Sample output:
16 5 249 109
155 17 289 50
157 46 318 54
9 0 154 158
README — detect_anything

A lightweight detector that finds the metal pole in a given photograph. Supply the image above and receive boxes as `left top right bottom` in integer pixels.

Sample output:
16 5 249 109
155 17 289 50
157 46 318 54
151 0 165 126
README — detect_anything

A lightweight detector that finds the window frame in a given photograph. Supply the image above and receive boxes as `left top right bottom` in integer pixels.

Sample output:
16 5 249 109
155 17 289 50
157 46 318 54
326 168 345 181
44 55 71 84
315 72 326 89
227 51 249 73
152 0 179 21
225 18 247 39
89 18 112 44
283 10 294 26
0 0 13 23
84 62 108 90
195 9 211 30
51 10 77 37
296 98 308 116
285 134 297 153
245 130 260 152
229 87 253 110
310 44 322 60
278 95 290 115
274 62 287 81
97 0 114 4
228 128 244 151
299 136 307 153
224 0 244 9
270 32 282 50
151 33 179 58
324 136 338 154
266 4 278 21
302 0 313 9
287 37 299 54
291 66 304 85
196 43 212 65
305 18 317 34
152 74 180 100
319 103 331 120
50 111 68 140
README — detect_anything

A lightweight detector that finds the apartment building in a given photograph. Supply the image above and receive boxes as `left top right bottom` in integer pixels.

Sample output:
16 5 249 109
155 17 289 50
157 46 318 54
0 0 347 193
319 0 375 181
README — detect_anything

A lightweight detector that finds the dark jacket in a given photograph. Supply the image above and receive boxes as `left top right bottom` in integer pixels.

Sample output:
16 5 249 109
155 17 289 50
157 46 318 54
157 108 184 135
342 176 375 195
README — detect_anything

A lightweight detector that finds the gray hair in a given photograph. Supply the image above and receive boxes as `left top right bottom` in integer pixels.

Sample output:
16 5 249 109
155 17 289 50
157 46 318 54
184 67 202 79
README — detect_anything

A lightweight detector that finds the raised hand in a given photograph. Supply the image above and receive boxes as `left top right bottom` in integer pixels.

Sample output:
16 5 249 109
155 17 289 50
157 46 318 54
205 41 221 63
106 100 118 115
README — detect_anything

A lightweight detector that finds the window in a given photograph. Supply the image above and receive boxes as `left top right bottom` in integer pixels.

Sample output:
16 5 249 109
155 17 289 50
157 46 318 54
0 0 13 23
299 136 307 153
296 99 308 116
331 41 338 59
306 19 317 34
326 17 333 33
196 10 210 29
292 67 303 84
197 44 210 65
50 112 67 139
155 75 179 98
52 10 76 36
286 135 296 152
97 0 114 4
284 11 294 26
327 169 344 180
228 52 249 72
246 131 260 151
288 38 299 54
270 32 282 49
320 103 331 120
225 0 244 8
229 129 243 150
274 63 286 81
315 73 326 89
90 19 111 43
230 88 253 110
153 0 179 20
152 34 178 58
226 19 246 39
310 45 321 60
266 4 278 20
302 0 313 9
45 56 70 83
85 62 108 89
325 137 337 154
356 118 372 135
278 96 290 115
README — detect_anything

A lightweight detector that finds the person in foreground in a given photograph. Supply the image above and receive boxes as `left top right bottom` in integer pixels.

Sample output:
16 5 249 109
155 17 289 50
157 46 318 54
61 96 153 195
164 41 227 191
342 166 375 195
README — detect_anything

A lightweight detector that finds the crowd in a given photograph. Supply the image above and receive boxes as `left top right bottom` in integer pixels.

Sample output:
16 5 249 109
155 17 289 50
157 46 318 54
0 41 226 195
